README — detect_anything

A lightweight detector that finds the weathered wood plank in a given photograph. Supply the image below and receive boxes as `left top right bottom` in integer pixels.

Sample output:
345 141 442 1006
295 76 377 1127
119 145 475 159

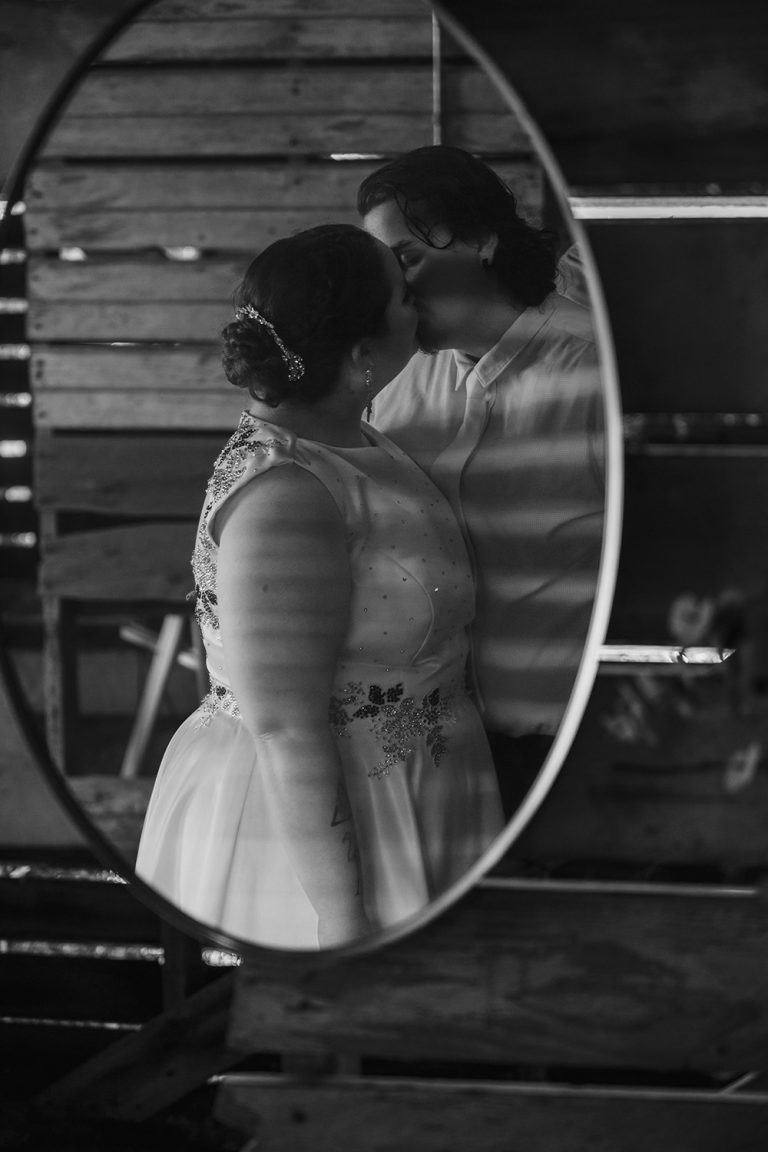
100 17 459 62
27 159 540 211
131 0 425 16
28 257 247 302
28 207 359 251
34 388 243 429
28 301 231 342
226 883 768 1071
26 160 380 211
35 433 222 515
62 62 509 118
39 524 197 600
31 346 225 391
40 112 432 159
24 161 542 249
40 110 524 159
31 346 243 428
217 1077 768 1152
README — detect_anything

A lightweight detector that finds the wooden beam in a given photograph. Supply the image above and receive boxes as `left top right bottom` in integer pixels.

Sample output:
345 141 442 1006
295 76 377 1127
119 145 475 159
100 15 453 62
217 1076 768 1152
36 969 239 1121
62 62 508 119
225 882 768 1071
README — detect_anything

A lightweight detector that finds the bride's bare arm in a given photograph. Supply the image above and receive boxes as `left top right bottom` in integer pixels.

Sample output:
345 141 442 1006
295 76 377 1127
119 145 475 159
215 464 368 946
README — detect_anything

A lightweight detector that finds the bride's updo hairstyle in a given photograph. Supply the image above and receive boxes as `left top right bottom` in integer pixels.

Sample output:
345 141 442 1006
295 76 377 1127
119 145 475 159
222 224 392 407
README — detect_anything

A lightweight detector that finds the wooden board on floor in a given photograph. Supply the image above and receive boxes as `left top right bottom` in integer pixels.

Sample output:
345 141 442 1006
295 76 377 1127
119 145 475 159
225 882 768 1072
217 1077 768 1152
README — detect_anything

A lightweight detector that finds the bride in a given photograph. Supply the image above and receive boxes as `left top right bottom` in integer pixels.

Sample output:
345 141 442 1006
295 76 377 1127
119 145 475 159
136 223 503 949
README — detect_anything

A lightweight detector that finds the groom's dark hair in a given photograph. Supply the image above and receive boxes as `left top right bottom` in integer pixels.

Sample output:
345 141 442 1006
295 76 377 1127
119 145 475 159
357 145 557 307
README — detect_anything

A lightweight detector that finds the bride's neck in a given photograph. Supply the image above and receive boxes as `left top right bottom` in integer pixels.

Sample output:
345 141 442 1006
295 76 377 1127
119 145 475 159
247 395 367 448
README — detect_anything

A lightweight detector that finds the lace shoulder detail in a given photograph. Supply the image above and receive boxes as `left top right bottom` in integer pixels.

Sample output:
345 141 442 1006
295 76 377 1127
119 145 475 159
192 413 295 632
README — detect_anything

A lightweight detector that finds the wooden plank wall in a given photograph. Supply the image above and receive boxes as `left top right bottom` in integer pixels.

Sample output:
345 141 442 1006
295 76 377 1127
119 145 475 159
27 0 539 431
19 0 768 1148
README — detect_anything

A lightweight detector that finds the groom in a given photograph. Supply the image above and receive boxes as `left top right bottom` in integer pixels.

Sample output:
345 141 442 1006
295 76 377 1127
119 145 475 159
358 146 604 817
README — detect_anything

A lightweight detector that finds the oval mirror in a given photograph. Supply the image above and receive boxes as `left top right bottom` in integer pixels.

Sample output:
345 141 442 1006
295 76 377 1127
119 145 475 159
1 0 621 957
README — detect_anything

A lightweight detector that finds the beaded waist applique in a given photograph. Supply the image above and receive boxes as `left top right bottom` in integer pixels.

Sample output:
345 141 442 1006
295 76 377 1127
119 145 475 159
195 677 461 781
194 682 240 728
330 679 460 780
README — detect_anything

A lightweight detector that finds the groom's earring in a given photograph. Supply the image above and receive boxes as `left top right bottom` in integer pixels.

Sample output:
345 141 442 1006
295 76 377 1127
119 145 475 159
364 367 374 422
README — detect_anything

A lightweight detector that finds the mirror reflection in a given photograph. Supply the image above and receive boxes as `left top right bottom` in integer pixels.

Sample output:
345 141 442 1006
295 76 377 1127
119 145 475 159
9 0 613 951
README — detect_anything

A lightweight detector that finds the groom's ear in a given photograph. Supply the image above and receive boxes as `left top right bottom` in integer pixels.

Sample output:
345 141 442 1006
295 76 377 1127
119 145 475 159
477 232 499 262
349 341 371 371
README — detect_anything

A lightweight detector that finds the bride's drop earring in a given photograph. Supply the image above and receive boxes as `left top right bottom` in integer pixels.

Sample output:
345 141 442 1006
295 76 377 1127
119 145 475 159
364 367 374 422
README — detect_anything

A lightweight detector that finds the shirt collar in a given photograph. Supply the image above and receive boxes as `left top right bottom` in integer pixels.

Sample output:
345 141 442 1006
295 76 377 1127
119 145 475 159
451 294 556 390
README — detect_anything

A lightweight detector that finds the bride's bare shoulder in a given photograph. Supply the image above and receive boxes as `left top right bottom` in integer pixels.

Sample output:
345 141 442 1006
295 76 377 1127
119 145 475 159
216 460 341 540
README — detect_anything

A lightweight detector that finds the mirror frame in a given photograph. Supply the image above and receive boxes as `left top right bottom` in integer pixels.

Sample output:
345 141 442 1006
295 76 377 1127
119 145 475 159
0 0 623 964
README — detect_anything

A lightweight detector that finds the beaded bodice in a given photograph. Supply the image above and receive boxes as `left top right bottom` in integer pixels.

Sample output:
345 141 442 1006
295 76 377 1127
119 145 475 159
191 412 476 775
